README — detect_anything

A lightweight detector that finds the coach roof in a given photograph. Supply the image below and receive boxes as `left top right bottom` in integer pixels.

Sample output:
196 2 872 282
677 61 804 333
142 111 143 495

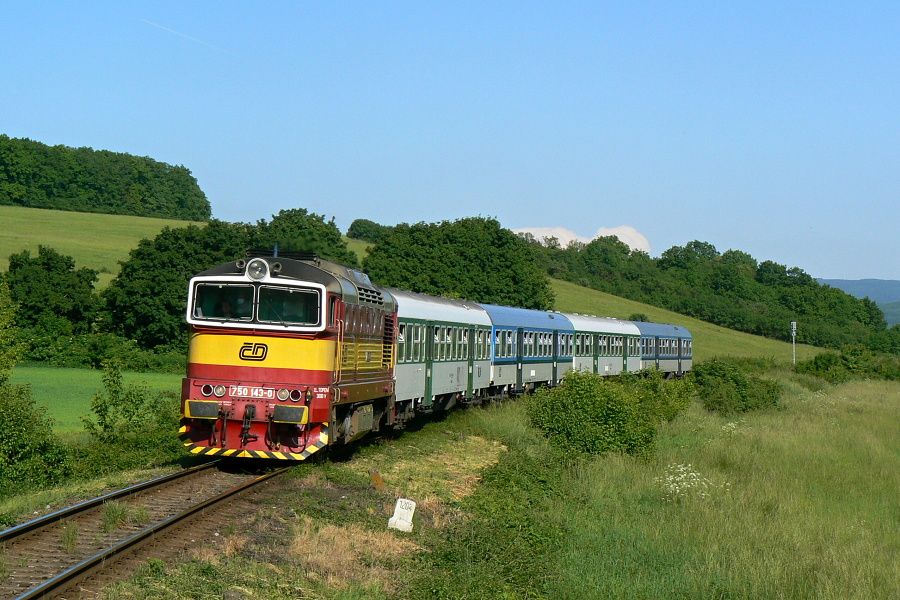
479 304 574 331
633 321 692 339
564 314 641 336
389 289 492 326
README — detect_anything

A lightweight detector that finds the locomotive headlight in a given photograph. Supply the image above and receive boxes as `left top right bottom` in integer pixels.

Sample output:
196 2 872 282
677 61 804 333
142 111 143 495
200 384 213 397
289 389 302 402
277 388 290 401
213 385 226 397
246 258 268 280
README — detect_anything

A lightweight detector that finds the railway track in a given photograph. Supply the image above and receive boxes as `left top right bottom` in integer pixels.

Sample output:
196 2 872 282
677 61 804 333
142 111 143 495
0 461 290 599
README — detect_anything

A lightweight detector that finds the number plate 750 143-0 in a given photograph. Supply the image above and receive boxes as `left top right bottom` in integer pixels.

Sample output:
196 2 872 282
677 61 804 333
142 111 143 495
229 386 275 399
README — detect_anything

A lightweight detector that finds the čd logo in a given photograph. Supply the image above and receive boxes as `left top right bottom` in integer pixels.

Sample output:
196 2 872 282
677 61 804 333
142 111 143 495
239 342 268 361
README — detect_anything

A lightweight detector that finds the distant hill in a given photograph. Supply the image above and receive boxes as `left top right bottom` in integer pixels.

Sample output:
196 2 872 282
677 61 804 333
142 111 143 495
0 205 199 288
0 134 210 220
817 278 900 304
881 300 900 327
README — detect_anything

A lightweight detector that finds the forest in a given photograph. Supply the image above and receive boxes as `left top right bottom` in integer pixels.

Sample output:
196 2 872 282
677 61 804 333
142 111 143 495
519 233 896 352
0 135 210 220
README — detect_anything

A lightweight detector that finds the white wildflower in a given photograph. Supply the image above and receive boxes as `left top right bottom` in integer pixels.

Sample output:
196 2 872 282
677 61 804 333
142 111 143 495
655 463 719 502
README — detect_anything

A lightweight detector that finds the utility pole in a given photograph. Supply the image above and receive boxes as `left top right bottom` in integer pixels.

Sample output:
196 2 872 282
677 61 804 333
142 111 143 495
791 321 797 366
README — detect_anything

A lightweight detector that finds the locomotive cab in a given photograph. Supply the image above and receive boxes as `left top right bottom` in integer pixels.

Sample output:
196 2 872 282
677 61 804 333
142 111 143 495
180 254 397 460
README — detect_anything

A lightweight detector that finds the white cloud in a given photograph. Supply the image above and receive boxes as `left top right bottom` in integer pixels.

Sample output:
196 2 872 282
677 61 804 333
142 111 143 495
514 225 651 253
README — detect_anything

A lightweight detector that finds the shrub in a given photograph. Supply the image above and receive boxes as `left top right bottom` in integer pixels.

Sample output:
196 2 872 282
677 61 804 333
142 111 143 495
796 345 900 383
0 382 71 495
74 362 183 476
617 369 694 423
82 362 180 443
692 359 780 415
526 370 683 457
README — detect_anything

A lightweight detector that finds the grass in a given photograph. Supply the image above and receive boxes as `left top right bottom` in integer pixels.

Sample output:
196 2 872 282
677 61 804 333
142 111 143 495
342 236 372 263
102 374 899 599
8 365 182 433
60 522 79 553
0 205 198 288
0 466 179 527
552 277 823 362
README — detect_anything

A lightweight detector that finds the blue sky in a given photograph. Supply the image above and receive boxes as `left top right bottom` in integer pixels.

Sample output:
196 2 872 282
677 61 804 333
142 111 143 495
2 2 898 278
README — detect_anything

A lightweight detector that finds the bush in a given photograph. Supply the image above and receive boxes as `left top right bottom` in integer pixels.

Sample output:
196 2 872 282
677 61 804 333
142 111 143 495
526 370 689 457
74 362 183 476
0 382 71 495
82 362 181 443
692 359 781 415
18 330 185 373
795 345 900 383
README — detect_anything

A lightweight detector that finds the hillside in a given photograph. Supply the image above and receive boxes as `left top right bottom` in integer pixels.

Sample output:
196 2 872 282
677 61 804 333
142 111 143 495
881 300 900 326
551 278 821 362
817 278 900 304
0 205 199 288
1 209 823 361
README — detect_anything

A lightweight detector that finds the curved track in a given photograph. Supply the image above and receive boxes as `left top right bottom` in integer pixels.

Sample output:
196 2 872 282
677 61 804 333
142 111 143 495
0 462 289 599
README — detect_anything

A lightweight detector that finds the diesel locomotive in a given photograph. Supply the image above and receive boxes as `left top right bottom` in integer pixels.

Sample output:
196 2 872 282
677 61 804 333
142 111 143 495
179 254 692 460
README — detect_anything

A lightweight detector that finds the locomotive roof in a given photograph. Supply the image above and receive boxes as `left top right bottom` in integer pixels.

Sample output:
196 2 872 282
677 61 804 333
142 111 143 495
563 313 641 336
194 256 397 311
388 288 491 326
479 304 575 331
632 321 692 339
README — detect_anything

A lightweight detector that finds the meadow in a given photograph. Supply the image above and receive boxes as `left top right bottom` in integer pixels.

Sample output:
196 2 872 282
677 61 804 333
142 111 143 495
102 371 899 599
0 205 197 288
8 365 182 433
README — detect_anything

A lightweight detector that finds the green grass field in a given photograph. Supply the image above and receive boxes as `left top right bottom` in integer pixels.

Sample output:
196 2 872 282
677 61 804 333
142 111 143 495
8 366 182 433
0 205 198 288
552 278 821 362
104 373 900 599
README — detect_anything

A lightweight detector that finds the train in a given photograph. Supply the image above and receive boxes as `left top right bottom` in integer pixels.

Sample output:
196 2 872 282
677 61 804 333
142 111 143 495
179 254 692 460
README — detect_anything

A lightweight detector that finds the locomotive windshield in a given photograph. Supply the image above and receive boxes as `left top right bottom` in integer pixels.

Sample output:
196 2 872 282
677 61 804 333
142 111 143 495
258 285 320 326
191 282 321 327
193 283 254 321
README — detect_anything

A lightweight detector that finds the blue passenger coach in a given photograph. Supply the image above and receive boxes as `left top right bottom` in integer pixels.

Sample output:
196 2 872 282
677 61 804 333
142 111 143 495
479 304 575 394
634 321 693 376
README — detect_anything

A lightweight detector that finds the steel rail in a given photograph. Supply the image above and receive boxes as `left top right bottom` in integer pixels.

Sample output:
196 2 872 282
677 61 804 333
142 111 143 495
14 466 290 600
0 461 218 544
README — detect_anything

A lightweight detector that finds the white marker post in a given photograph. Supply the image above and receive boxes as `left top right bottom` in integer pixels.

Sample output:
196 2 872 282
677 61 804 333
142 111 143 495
388 498 416 533
790 321 797 366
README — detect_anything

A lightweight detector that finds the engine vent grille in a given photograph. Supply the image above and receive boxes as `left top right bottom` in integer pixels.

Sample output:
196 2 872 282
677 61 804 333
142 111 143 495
357 287 384 306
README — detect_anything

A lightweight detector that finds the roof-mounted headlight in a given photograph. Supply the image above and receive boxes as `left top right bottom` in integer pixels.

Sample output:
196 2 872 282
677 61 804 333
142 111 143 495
246 258 268 280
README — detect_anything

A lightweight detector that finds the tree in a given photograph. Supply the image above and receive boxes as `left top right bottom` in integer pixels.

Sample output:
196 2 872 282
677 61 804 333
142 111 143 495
0 278 24 381
363 217 554 309
103 210 356 349
257 209 358 266
103 220 255 349
7 246 98 334
347 218 393 244
0 134 210 220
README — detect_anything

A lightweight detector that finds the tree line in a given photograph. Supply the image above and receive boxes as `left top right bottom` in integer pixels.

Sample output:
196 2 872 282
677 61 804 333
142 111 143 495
0 134 210 220
3 212 897 373
520 233 898 353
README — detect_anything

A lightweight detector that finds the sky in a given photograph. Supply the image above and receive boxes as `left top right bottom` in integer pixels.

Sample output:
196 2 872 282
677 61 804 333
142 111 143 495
2 1 898 279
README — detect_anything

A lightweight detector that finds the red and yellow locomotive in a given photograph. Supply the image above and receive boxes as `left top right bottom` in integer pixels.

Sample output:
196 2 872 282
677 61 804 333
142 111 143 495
179 254 397 460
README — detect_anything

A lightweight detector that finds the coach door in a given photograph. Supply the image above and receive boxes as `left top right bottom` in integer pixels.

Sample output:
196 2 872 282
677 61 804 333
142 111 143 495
466 326 475 400
552 330 559 383
424 324 435 409
516 328 524 393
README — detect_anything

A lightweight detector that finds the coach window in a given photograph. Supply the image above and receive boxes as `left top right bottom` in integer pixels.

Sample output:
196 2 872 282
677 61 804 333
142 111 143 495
398 324 407 363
